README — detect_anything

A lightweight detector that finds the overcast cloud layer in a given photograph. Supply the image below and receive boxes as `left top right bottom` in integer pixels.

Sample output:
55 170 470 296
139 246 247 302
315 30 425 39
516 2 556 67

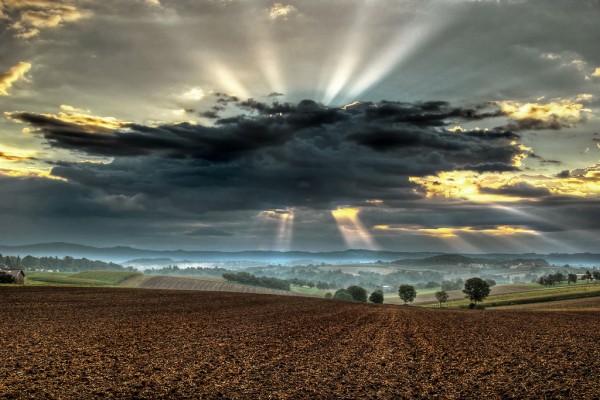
0 0 599 252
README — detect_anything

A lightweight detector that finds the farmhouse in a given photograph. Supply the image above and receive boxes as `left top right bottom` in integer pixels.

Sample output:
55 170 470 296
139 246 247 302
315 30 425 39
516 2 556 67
0 269 26 284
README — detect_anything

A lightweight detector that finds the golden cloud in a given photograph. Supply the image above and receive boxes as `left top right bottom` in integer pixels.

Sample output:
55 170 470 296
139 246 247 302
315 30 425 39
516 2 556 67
1 0 87 39
410 163 600 203
0 62 31 96
374 224 537 238
409 171 527 203
6 105 130 133
0 167 65 180
261 209 293 219
495 97 592 129
0 151 32 162
591 67 600 78
331 207 360 219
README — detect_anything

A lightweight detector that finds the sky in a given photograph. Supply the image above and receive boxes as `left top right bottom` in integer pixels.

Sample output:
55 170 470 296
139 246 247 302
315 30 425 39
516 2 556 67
0 0 599 253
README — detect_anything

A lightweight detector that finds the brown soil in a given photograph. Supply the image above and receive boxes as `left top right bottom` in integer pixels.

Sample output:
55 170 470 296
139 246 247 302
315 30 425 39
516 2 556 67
1 286 599 399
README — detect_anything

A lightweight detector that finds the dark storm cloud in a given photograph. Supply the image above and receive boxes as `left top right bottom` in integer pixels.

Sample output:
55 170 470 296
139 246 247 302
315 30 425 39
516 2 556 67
479 182 552 198
459 162 520 173
506 117 580 132
12 99 528 212
360 101 504 126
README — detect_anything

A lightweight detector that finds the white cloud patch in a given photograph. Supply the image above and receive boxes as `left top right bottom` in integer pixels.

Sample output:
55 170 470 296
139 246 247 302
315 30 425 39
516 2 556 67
268 3 297 20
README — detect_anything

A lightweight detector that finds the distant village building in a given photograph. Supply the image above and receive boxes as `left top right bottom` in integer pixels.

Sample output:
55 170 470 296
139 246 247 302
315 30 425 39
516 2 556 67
0 269 26 284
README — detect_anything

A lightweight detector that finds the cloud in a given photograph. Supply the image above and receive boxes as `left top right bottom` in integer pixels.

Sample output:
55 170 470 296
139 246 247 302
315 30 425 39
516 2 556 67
0 150 33 162
186 226 233 237
0 62 31 95
495 97 592 130
412 162 600 203
268 3 297 20
7 99 532 213
6 107 132 153
1 0 88 39
478 182 552 198
374 224 538 238
592 67 600 78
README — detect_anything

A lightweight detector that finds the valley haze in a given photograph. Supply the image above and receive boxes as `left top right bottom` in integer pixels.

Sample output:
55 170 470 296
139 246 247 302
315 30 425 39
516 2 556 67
1 242 599 267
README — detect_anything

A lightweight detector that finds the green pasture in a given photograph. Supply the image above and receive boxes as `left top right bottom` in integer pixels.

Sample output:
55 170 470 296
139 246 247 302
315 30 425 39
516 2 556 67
430 282 600 309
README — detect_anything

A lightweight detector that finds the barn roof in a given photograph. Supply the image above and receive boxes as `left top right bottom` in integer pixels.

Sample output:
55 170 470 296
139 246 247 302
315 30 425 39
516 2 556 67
0 269 25 277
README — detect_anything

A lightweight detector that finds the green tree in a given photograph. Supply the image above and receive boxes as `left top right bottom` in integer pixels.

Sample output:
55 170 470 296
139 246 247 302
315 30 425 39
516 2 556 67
463 277 491 305
593 271 600 282
316 281 329 290
369 290 384 304
324 292 332 299
434 290 449 308
333 289 354 301
538 276 556 286
552 272 565 284
567 273 578 285
585 270 592 283
347 285 368 302
398 284 417 305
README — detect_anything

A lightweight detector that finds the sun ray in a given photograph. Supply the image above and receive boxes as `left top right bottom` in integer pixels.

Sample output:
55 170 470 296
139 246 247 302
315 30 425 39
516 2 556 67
256 44 286 95
331 207 377 250
342 5 452 102
275 209 294 251
320 2 373 105
209 61 251 99
259 208 295 251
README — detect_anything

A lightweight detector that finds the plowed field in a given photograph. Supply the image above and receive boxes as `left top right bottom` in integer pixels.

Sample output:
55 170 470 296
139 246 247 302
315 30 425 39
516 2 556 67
1 286 599 399
138 275 296 296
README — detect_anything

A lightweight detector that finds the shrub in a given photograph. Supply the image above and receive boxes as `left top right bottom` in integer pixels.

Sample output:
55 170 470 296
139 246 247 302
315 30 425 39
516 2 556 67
368 290 384 304
347 285 368 302
333 289 354 301
0 272 16 284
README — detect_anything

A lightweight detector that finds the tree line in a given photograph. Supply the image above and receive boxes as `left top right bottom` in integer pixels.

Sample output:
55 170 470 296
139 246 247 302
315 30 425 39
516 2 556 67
328 277 492 309
222 271 331 291
0 254 131 272
327 286 384 304
538 270 600 286
144 265 230 277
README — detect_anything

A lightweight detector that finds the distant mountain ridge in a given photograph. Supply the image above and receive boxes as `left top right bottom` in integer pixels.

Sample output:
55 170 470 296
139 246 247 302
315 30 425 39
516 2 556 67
394 254 550 267
0 242 599 266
